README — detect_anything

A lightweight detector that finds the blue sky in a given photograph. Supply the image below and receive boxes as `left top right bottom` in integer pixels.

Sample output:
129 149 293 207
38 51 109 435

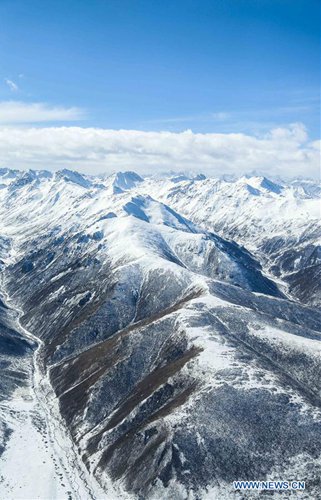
0 0 319 136
0 0 319 177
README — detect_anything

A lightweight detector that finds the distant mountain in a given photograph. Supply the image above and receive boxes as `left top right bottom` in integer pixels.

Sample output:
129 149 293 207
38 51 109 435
0 168 320 499
111 171 144 191
55 168 92 188
135 173 321 306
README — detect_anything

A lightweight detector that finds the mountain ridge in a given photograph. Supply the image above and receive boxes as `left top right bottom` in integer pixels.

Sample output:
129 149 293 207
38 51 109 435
0 167 320 499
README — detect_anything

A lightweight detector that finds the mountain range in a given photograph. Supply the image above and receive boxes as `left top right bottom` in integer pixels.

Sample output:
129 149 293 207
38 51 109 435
0 168 320 499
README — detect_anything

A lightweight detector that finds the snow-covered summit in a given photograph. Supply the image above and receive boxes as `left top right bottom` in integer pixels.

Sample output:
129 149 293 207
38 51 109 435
55 169 92 188
132 172 321 305
110 171 144 191
0 167 319 305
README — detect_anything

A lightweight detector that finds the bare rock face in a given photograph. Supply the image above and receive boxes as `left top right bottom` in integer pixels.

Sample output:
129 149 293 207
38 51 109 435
0 169 321 499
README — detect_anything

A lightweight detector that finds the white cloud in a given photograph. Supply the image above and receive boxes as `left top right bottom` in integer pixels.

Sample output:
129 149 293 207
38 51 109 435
0 101 84 124
5 79 18 92
0 122 319 179
210 112 230 120
146 111 231 124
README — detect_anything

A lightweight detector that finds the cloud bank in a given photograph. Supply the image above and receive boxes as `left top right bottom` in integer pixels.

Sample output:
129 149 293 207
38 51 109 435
0 123 319 178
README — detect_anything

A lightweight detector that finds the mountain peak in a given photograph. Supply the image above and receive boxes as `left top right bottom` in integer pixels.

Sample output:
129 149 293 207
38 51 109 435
245 175 283 194
112 171 144 191
56 169 91 188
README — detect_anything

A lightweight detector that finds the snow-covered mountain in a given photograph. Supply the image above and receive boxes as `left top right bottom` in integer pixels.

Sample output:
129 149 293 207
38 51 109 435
0 168 320 499
135 173 321 306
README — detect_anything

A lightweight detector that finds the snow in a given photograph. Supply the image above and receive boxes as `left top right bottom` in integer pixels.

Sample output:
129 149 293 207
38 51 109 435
0 379 111 500
0 290 113 500
112 171 143 191
133 174 320 246
56 169 92 189
248 324 321 359
0 168 320 498
0 394 73 500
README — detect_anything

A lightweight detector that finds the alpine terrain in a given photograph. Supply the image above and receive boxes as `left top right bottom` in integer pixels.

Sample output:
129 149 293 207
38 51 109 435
0 168 320 500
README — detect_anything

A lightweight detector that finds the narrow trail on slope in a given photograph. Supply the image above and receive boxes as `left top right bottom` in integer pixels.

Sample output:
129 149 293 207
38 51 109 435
0 285 107 500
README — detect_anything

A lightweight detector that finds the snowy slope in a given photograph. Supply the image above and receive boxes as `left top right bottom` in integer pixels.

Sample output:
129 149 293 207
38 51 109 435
134 173 321 305
0 168 320 499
